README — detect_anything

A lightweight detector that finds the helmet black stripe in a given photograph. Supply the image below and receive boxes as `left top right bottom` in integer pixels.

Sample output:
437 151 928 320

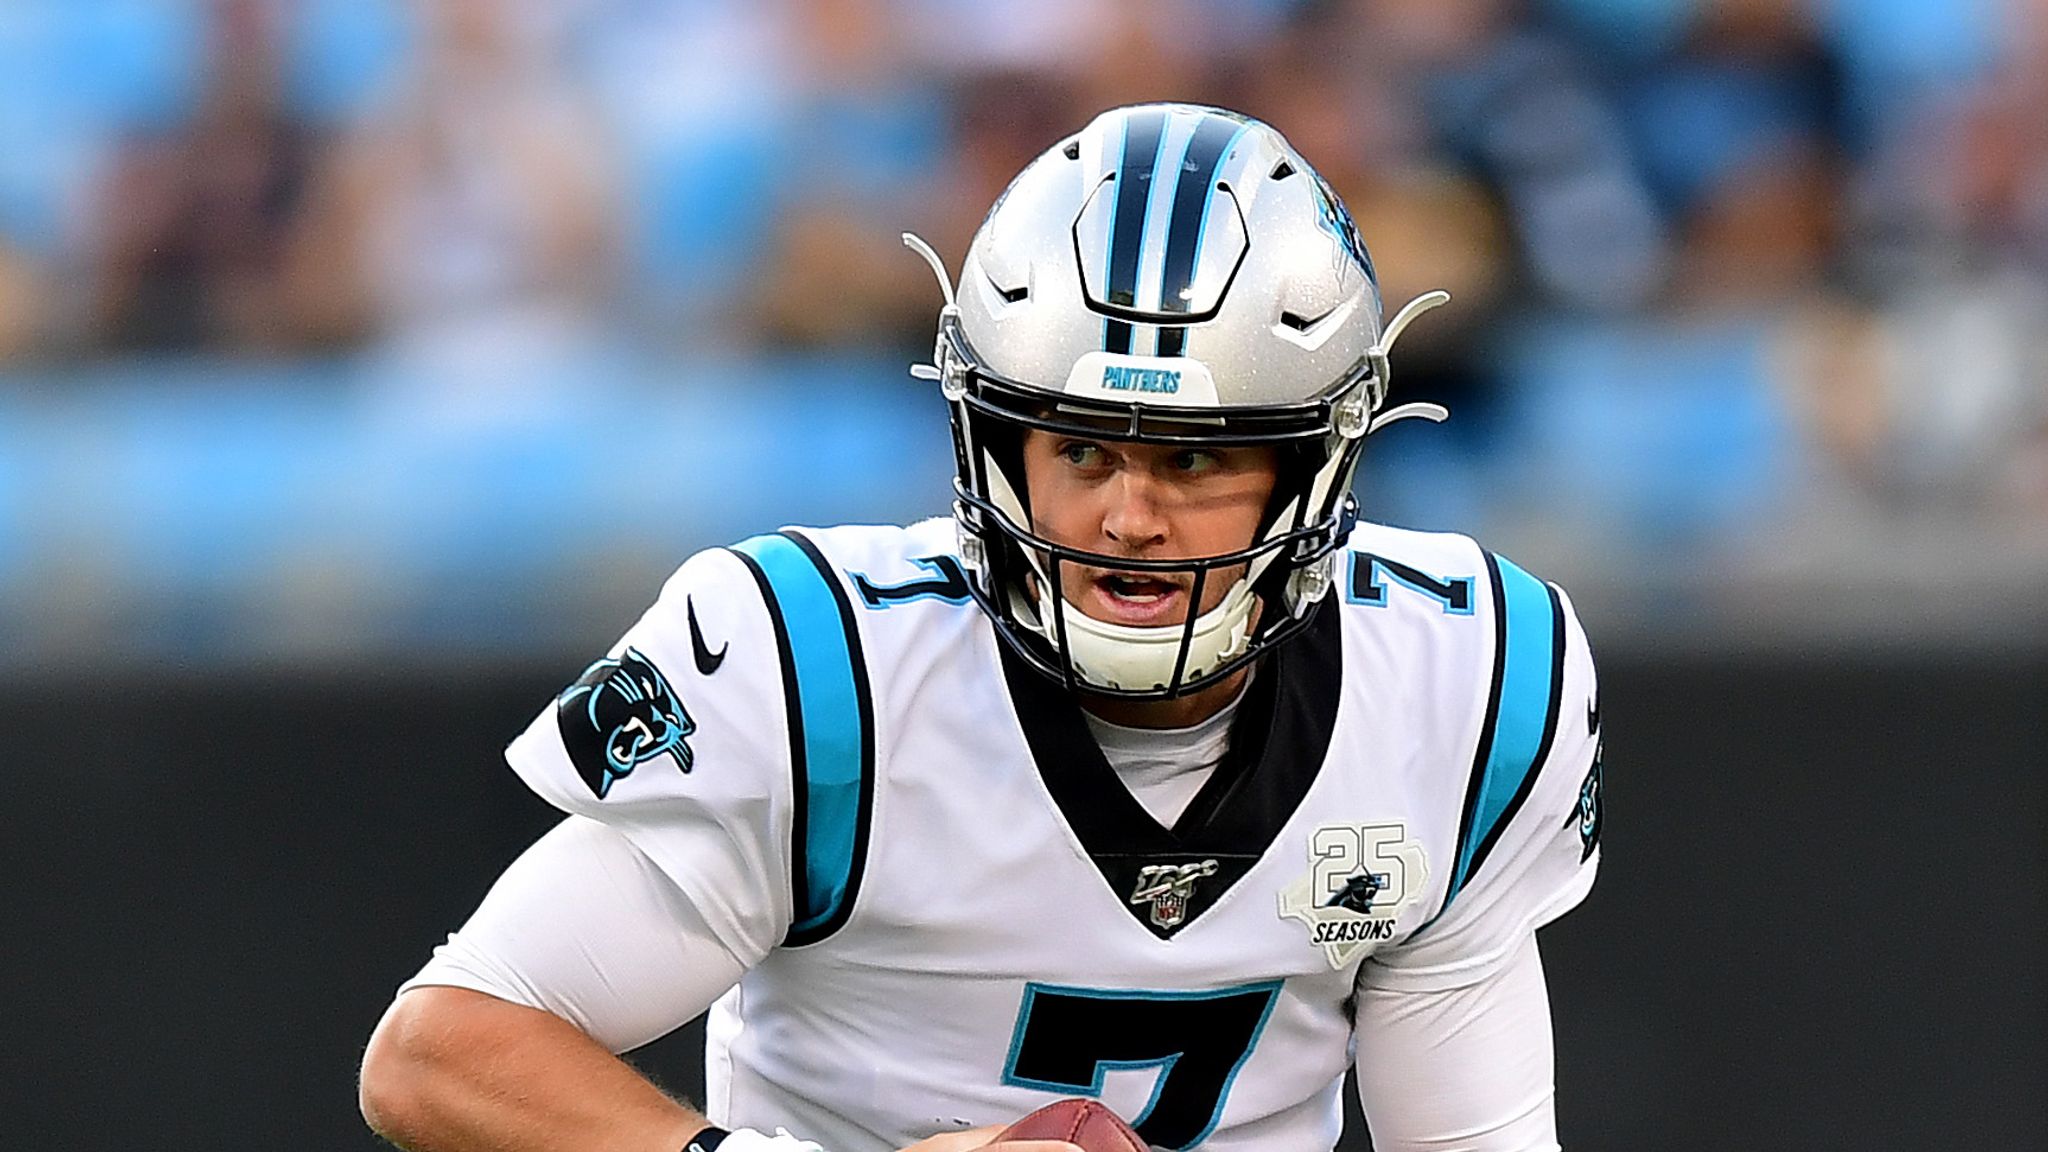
1101 106 1168 353
1104 318 1135 355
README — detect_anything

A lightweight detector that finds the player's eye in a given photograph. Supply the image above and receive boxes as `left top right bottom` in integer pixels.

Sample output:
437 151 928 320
1059 441 1108 468
1170 448 1222 475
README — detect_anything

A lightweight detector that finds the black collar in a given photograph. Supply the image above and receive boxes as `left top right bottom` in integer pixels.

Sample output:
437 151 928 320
1000 599 1344 938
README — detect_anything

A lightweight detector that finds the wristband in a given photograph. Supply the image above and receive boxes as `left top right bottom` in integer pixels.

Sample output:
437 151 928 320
689 1127 825 1152
684 1127 731 1152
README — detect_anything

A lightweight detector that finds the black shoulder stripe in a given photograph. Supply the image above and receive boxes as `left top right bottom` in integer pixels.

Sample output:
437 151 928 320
725 543 808 928
725 531 876 947
1447 552 1512 911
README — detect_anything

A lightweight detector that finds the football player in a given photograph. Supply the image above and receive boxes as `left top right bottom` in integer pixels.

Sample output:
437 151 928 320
360 103 1604 1152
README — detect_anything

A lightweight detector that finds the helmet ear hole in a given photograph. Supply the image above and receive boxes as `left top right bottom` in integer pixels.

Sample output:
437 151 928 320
971 411 1031 519
1252 443 1309 536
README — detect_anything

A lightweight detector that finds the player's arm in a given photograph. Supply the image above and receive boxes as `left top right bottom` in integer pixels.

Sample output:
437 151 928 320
1351 933 1560 1152
359 817 749 1152
358 837 1067 1152
362 547 792 1152
359 546 1076 1152
362 985 709 1152
364 988 1055 1152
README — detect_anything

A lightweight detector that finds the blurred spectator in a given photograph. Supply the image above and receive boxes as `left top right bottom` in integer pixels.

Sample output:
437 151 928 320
897 0 1110 76
1233 1 1513 447
0 238 41 360
749 0 987 351
1855 86 2048 509
1774 3 2048 514
1068 0 1209 114
1631 0 1846 307
905 66 1090 312
287 0 620 356
568 0 797 346
88 0 321 354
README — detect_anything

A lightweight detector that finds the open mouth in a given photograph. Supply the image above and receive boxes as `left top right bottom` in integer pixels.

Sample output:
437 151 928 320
1085 571 1189 626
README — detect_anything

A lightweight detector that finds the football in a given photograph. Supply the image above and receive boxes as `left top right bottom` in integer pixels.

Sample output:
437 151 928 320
996 1098 1149 1152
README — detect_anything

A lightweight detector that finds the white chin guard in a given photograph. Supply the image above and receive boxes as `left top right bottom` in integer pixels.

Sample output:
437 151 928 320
1033 578 1258 692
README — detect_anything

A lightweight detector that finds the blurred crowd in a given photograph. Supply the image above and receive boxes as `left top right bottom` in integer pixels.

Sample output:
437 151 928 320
2 0 2046 527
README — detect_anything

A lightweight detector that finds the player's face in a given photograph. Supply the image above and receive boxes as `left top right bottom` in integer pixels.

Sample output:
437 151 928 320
1021 430 1278 629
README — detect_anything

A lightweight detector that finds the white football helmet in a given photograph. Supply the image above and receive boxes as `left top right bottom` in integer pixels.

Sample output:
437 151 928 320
907 103 1447 697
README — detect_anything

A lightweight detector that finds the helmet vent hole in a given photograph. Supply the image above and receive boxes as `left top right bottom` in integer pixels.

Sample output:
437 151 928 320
1270 159 1296 180
1062 138 1081 160
1279 303 1337 332
983 268 1030 304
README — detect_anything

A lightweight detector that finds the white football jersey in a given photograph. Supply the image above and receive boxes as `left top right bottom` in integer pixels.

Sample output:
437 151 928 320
504 517 1603 1152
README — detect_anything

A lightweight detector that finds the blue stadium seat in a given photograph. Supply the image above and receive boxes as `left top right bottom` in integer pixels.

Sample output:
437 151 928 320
283 0 414 123
1499 316 1795 540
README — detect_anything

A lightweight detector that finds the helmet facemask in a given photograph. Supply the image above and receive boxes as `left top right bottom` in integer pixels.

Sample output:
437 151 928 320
918 295 1433 699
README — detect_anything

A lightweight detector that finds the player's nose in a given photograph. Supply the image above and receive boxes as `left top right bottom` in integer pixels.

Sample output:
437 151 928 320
1100 469 1169 548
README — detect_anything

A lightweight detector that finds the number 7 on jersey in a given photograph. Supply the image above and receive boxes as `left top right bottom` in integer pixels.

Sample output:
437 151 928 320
1002 981 1282 1150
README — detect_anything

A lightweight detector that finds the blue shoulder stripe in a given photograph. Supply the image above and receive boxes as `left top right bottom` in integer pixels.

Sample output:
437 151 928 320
1436 552 1567 920
727 531 875 945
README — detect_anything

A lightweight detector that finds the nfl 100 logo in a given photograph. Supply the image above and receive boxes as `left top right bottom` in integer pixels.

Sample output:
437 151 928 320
1128 860 1220 929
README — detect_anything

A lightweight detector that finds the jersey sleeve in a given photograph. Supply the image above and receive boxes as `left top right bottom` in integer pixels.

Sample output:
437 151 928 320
1369 582 1604 992
503 545 798 965
401 816 750 1053
1353 933 1560 1151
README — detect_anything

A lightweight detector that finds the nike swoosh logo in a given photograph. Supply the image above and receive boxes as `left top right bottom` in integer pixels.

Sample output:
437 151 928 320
1587 693 1601 736
687 597 727 675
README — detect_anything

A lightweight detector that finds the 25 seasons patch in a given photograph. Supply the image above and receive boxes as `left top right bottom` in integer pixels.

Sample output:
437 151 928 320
1278 823 1428 968
556 647 696 799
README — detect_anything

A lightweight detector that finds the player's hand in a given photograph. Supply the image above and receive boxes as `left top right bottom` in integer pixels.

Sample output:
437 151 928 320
897 1123 1083 1152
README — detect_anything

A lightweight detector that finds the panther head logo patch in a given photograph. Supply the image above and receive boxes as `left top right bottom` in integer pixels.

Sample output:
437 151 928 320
1566 743 1604 863
1322 871 1385 914
555 647 695 799
1309 168 1376 283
